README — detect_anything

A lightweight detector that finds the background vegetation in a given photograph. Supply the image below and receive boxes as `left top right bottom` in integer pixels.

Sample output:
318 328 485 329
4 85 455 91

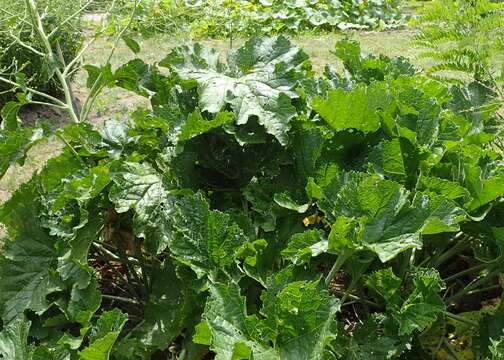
0 0 83 102
0 0 504 359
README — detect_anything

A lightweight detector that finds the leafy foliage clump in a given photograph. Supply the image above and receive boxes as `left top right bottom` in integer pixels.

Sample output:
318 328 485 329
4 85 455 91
413 0 504 83
0 0 83 103
107 0 405 38
105 0 196 37
1 37 504 358
189 0 405 37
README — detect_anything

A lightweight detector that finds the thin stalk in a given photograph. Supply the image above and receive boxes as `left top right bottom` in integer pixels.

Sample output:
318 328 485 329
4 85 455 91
56 133 84 163
398 250 412 279
332 290 379 308
94 239 142 266
25 0 79 123
133 242 151 294
48 0 95 38
417 254 432 268
28 100 66 109
443 264 486 283
325 250 353 286
7 32 45 56
179 349 187 360
431 234 469 268
92 243 141 299
341 262 370 304
443 311 478 327
448 268 500 304
102 294 139 305
123 319 145 340
357 287 371 316
63 36 98 77
116 245 147 301
420 232 464 268
467 284 502 296
443 338 462 360
98 256 140 300
93 242 119 261
79 0 139 122
53 30 80 118
0 75 66 107
0 8 32 26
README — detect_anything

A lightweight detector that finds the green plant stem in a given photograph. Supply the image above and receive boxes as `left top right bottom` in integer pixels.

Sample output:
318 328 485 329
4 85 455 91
123 319 145 340
443 338 462 360
325 250 352 286
398 250 412 279
115 245 148 301
448 268 500 304
48 0 95 38
179 349 187 360
25 0 79 123
341 263 370 304
467 284 502 296
53 28 80 118
56 133 84 164
102 294 139 305
443 264 486 283
94 240 142 266
417 254 432 268
443 311 478 327
0 75 66 107
420 232 465 268
111 267 142 301
93 242 120 261
431 233 469 268
92 244 143 301
357 287 371 316
333 290 379 308
134 245 151 294
80 0 139 122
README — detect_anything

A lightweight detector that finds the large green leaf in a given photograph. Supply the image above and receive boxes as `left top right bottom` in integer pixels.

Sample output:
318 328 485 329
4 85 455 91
201 273 340 360
385 76 444 149
321 172 466 262
333 314 406 359
79 309 128 360
334 39 416 83
366 267 446 335
169 193 247 279
117 261 199 353
200 282 276 360
261 278 340 359
0 127 47 179
395 268 446 335
176 111 234 143
50 165 111 212
0 317 32 360
292 126 327 179
281 229 327 265
464 166 504 212
1 100 25 131
367 139 406 178
0 184 61 323
312 83 388 134
109 161 174 254
161 36 308 145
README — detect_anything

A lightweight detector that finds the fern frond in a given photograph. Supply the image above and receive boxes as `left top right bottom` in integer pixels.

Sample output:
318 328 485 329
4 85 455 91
414 0 504 84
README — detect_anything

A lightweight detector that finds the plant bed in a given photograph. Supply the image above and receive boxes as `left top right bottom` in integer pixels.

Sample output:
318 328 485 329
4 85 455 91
0 36 503 359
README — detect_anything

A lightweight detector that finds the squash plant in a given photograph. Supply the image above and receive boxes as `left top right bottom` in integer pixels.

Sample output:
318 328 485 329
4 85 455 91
0 37 503 359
